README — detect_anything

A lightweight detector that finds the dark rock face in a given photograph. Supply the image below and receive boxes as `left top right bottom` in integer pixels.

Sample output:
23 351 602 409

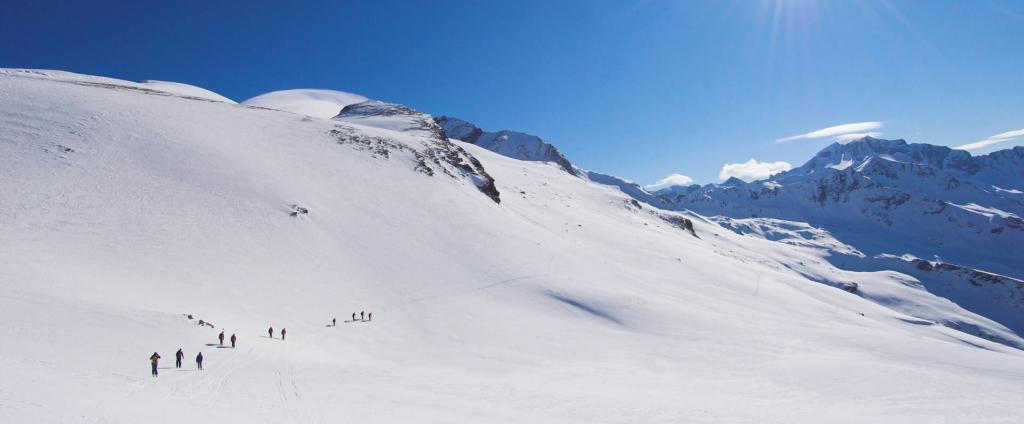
658 214 698 237
434 116 484 144
435 116 579 177
837 281 859 293
289 204 310 217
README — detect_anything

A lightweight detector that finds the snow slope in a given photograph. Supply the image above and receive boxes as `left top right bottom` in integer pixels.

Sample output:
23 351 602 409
712 216 1024 338
2 71 1024 423
651 138 1024 336
139 80 237 104
0 68 236 103
242 89 369 119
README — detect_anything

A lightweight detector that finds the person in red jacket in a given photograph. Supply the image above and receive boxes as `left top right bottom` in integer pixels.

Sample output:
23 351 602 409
281 328 287 340
218 330 225 346
230 333 237 348
268 326 274 339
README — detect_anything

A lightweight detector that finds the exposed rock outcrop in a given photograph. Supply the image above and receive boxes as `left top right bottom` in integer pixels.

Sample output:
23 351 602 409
435 116 579 176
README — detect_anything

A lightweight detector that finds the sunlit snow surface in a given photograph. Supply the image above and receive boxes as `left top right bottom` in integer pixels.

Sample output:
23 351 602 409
0 69 237 103
242 89 369 119
1 70 1023 423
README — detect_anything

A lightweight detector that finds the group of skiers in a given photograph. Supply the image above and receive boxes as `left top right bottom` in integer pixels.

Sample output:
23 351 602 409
268 326 286 340
149 329 238 377
330 311 372 326
151 313 374 376
150 349 203 376
353 311 373 322
173 348 202 369
219 330 238 348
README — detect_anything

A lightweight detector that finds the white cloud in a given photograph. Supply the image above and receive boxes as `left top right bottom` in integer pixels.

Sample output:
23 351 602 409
833 132 883 142
777 121 884 143
644 174 695 191
719 159 792 182
956 128 1024 151
957 139 1005 151
990 128 1024 140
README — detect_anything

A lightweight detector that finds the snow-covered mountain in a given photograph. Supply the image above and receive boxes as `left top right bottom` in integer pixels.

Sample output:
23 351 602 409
242 88 369 119
656 137 1023 276
436 116 579 176
332 101 500 202
433 116 660 201
432 116 668 207
3 70 1024 423
653 137 1024 333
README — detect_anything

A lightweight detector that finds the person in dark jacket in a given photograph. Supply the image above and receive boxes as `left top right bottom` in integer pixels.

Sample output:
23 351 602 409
196 352 204 370
360 311 365 321
268 326 274 339
332 318 336 327
175 348 184 368
368 312 373 322
219 330 225 346
281 328 287 340
150 352 161 377
230 333 237 348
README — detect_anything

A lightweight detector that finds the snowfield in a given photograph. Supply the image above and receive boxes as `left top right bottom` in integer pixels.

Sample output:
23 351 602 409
2 70 1024 423
0 69 237 104
241 88 370 119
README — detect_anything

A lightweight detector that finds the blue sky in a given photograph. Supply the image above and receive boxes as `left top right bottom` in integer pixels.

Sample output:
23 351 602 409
3 0 1022 186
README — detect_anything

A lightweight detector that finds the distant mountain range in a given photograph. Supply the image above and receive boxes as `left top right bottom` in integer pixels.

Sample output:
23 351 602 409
654 137 1023 279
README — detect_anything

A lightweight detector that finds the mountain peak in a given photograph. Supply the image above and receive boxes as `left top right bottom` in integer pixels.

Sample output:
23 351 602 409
798 136 977 176
721 176 747 187
814 136 908 157
435 116 484 144
435 116 579 176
